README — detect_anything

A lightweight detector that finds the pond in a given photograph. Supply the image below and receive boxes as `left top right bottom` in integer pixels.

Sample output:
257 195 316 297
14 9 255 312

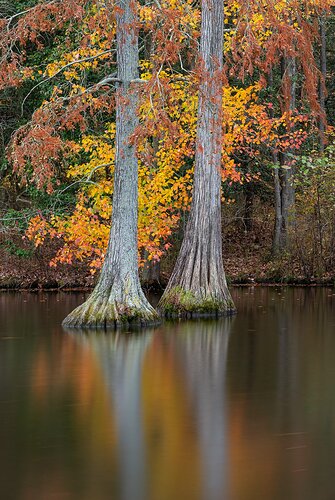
1 287 335 500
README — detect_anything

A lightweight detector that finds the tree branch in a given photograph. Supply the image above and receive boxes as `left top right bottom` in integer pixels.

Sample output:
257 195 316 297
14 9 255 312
21 49 115 113
5 0 58 29
87 162 113 180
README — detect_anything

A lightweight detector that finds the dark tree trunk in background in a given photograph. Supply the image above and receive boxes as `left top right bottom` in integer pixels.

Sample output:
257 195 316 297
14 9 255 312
141 250 161 286
244 181 253 232
268 70 282 254
159 0 235 317
272 57 296 254
272 152 282 254
63 0 158 328
319 13 327 152
140 137 161 287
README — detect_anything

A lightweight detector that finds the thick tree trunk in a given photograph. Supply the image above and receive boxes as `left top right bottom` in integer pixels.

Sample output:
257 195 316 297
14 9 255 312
63 0 158 328
158 0 235 317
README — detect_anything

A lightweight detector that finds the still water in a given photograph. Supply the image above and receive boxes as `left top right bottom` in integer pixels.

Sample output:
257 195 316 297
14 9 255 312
1 287 335 500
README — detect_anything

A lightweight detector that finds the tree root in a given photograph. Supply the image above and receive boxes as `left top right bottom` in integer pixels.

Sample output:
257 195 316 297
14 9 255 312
62 291 160 329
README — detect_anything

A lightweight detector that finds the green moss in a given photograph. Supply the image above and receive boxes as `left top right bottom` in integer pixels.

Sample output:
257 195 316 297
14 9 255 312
159 285 236 318
63 298 160 329
116 305 158 325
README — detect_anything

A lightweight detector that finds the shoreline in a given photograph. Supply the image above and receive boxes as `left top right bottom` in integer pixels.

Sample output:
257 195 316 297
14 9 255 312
0 279 334 292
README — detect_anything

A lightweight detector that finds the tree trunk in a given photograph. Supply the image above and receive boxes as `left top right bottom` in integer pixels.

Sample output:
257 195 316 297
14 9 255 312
319 13 327 152
279 153 295 248
158 0 235 317
141 249 161 286
268 70 283 255
63 0 159 329
244 181 253 232
272 57 296 253
272 153 283 254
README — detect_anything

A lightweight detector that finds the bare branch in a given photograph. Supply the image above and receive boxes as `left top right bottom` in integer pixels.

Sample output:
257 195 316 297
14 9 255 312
87 163 113 180
4 0 58 29
21 49 115 113
97 75 150 85
56 163 114 197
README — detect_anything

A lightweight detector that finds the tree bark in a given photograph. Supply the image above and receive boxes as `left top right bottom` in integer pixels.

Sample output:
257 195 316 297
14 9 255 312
272 57 296 253
158 0 235 317
141 249 161 286
319 13 327 152
244 180 253 232
268 70 283 255
63 0 159 328
272 153 283 254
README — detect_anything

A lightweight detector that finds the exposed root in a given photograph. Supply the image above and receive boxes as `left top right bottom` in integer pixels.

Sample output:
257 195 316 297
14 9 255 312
158 285 236 319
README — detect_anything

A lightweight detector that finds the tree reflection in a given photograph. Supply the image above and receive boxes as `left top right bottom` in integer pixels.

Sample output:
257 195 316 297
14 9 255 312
169 319 232 500
72 319 233 500
74 331 153 500
3 289 335 500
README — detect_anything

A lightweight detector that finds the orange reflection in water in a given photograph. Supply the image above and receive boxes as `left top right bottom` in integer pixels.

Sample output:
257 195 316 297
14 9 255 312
3 289 335 500
142 333 202 500
23 330 118 500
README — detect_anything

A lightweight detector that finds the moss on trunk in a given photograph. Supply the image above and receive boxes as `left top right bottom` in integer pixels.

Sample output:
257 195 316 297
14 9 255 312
62 287 159 329
159 286 235 318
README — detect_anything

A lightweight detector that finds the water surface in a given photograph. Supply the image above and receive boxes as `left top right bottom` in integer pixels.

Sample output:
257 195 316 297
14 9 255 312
1 287 335 500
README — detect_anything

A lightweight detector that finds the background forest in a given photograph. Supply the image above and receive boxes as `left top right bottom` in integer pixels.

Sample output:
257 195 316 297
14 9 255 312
0 0 335 289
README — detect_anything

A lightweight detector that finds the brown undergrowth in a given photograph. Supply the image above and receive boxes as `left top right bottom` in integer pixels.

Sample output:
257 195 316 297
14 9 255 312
1 199 335 290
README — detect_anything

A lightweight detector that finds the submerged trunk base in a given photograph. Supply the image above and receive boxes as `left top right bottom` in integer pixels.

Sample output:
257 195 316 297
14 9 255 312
158 286 236 319
63 291 159 329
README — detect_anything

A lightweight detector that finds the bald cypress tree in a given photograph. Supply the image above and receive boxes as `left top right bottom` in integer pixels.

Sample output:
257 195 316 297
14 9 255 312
158 0 235 317
63 0 159 329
